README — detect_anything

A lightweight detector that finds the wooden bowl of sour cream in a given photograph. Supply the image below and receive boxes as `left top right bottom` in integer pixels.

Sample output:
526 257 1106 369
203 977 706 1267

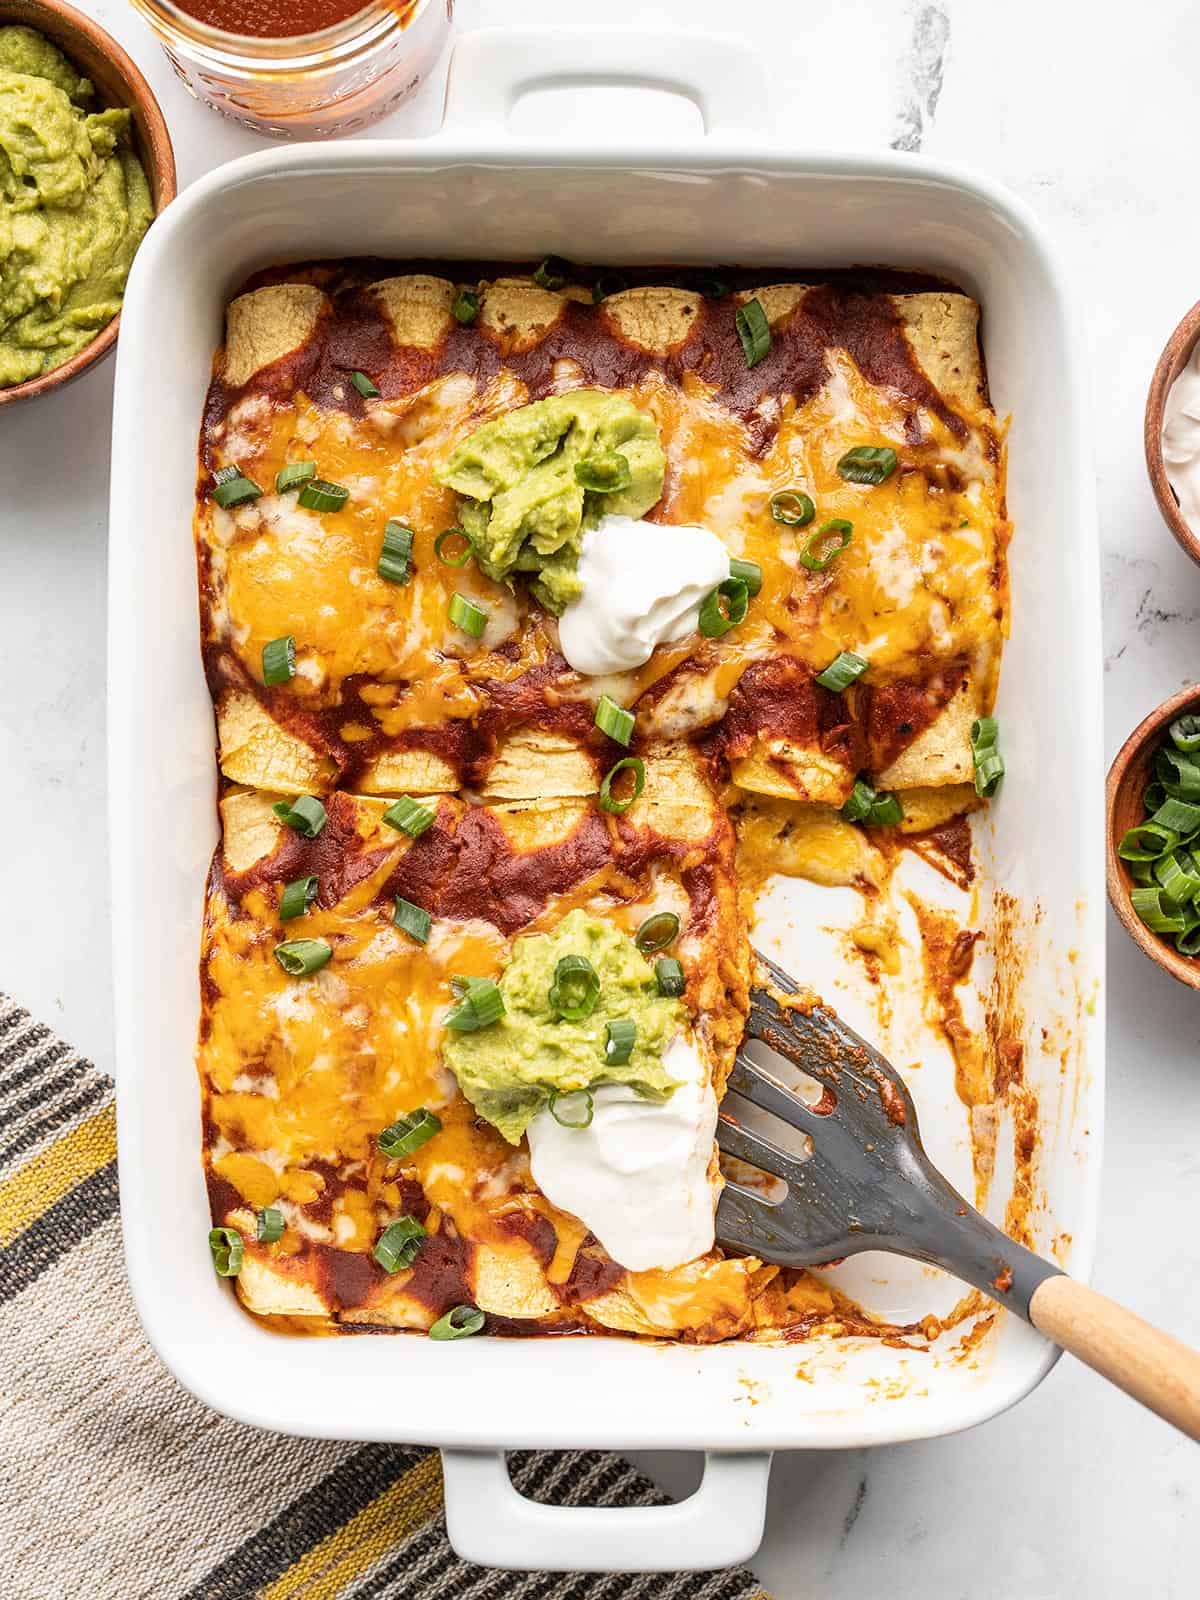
0 0 176 408
1146 299 1200 566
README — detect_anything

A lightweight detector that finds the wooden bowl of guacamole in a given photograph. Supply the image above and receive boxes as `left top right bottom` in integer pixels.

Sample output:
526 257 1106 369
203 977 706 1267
0 0 176 406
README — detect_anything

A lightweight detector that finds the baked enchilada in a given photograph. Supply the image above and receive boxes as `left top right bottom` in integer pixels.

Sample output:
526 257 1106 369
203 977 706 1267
194 260 1012 1341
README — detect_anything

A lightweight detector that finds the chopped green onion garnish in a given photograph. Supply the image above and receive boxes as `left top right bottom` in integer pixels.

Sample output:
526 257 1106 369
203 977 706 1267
434 528 473 567
275 461 316 493
595 694 635 746
1154 848 1200 904
729 558 762 597
279 875 318 921
382 795 436 837
604 1018 636 1066
770 490 815 527
841 778 902 826
429 1304 485 1340
575 452 633 493
394 895 432 944
1130 886 1188 934
1152 796 1200 834
533 255 570 291
549 954 600 1022
351 370 380 398
698 577 749 639
549 1088 595 1128
598 756 645 815
273 938 332 977
655 956 686 997
635 911 680 954
446 975 505 1032
1130 858 1155 884
452 288 480 324
298 478 349 513
592 273 628 303
970 716 1006 799
257 1206 284 1244
211 465 262 510
272 795 327 838
837 445 898 485
378 1107 442 1160
379 520 414 585
868 791 904 827
374 1215 426 1272
449 591 487 639
735 297 771 367
208 1226 243 1277
1178 922 1200 955
1156 746 1200 798
798 519 853 572
262 634 296 687
1170 714 1200 754
1117 821 1180 861
815 651 868 693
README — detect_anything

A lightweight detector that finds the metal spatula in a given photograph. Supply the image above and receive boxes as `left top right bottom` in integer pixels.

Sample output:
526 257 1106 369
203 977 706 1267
716 952 1200 1440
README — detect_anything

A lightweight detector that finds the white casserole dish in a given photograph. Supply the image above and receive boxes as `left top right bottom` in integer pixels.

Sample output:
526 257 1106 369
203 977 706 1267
108 27 1105 1573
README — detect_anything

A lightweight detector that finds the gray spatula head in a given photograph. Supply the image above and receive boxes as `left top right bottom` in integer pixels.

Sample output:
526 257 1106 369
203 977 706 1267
715 951 1059 1322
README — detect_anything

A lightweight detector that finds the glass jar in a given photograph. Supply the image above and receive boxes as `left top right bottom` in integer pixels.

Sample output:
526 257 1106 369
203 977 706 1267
129 0 453 138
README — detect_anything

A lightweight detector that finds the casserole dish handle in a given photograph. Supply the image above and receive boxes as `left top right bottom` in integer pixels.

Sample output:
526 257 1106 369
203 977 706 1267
441 26 769 140
441 1447 772 1572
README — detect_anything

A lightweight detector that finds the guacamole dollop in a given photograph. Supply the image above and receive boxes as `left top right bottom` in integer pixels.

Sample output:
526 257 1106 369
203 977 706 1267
436 390 666 612
442 909 684 1144
0 26 153 387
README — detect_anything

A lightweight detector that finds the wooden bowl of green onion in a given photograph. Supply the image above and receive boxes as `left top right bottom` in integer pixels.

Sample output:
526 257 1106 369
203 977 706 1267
1108 683 1200 988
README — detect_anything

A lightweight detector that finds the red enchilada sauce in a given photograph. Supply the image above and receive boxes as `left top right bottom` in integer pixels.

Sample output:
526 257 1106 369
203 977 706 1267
173 0 408 38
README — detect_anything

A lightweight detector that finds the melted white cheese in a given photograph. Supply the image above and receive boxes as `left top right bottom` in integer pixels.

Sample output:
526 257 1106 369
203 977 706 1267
557 514 730 676
1163 343 1200 534
526 1035 718 1271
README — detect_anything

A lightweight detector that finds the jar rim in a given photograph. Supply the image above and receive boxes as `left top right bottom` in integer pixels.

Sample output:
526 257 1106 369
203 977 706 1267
136 0 420 57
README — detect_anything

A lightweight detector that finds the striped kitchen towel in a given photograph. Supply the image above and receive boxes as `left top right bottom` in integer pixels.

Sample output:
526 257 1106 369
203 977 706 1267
0 994 772 1600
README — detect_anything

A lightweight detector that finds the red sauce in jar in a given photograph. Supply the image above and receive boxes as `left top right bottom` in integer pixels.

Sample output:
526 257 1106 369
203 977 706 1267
174 0 378 38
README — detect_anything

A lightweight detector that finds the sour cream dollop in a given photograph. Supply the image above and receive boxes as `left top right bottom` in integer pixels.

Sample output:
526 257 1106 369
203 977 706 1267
557 514 730 676
526 1035 718 1272
1163 342 1200 533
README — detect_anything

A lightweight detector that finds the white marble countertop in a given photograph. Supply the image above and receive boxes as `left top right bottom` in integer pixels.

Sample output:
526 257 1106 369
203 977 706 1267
3 0 1198 1592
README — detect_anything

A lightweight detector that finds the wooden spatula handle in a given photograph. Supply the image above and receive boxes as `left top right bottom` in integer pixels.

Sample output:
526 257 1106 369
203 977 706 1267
1029 1276 1200 1440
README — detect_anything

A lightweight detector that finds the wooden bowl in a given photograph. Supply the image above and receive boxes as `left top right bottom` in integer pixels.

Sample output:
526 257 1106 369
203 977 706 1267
0 0 176 407
1145 299 1200 565
1107 682 1200 989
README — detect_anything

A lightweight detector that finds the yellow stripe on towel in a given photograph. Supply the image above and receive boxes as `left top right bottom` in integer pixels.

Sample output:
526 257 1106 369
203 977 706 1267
0 1102 116 1246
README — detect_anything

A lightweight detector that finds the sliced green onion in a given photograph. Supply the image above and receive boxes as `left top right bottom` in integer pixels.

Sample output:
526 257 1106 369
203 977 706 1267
394 895 432 944
351 370 380 398
1117 821 1181 862
1144 783 1168 813
635 911 680 954
211 464 262 509
1130 858 1155 885
549 1088 595 1128
382 795 436 838
842 778 875 822
452 288 480 324
429 1304 485 1340
1154 849 1200 904
1177 922 1200 955
272 795 327 838
449 591 487 639
655 956 686 997
1170 714 1200 754
257 1206 284 1244
446 975 505 1032
298 478 349 513
770 490 816 527
735 297 771 367
208 1226 243 1277
595 694 635 746
592 272 628 303
1156 746 1200 798
275 461 316 493
837 445 898 485
533 255 570 290
604 1018 636 1066
262 634 296 687
698 577 749 639
1152 796 1200 834
970 717 1006 799
279 875 318 920
798 519 853 572
1131 886 1188 934
815 651 868 692
729 558 763 597
378 1107 442 1160
273 938 332 977
841 778 902 827
598 756 645 815
868 791 904 827
378 520 414 585
374 1215 426 1272
575 452 633 494
549 954 600 1022
434 527 473 567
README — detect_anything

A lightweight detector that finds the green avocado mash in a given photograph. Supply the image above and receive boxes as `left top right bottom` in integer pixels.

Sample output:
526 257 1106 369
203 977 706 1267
442 909 684 1144
436 389 666 612
0 26 153 387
